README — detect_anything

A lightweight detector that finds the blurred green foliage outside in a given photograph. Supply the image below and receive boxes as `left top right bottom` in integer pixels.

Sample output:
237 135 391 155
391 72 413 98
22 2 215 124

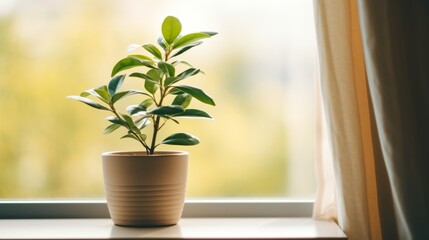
0 0 316 198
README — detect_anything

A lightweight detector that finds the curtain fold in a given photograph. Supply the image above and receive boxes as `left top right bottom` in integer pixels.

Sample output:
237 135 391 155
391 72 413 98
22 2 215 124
314 0 429 239
358 0 429 239
313 0 381 239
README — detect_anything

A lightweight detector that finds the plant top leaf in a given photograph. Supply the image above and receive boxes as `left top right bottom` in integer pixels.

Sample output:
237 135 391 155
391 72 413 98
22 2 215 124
171 41 203 58
173 32 211 49
162 16 182 45
202 31 218 36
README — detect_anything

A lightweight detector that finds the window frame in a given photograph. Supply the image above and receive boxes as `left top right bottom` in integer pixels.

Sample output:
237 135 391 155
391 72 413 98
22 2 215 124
0 2 317 218
0 199 313 218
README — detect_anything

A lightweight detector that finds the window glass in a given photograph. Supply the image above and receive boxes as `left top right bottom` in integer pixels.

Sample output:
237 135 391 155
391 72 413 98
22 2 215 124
0 0 316 198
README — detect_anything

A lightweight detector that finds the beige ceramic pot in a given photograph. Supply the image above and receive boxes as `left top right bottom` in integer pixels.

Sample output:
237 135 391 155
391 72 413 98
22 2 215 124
102 151 188 227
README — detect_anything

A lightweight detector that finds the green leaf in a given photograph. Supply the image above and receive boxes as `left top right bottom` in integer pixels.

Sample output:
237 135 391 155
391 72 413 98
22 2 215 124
162 16 182 45
127 105 147 115
112 90 150 104
146 68 163 82
121 133 139 141
174 109 212 118
104 123 121 134
111 91 130 103
140 98 154 108
161 133 200 146
81 87 110 104
139 133 147 141
80 91 91 97
108 74 126 96
169 88 183 95
173 85 215 106
173 32 210 49
164 77 178 86
172 93 192 108
129 72 159 84
122 114 140 132
67 96 110 111
158 61 175 77
111 57 143 77
128 99 154 116
128 54 155 64
171 41 202 58
157 36 167 50
145 80 158 94
171 61 193 67
202 31 218 36
94 86 111 103
161 115 180 124
148 106 184 116
106 116 129 128
165 68 200 86
177 68 200 79
122 132 147 142
139 61 156 69
143 44 162 60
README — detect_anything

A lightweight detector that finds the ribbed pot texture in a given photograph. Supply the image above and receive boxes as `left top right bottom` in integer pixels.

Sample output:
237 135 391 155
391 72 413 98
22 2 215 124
102 151 188 227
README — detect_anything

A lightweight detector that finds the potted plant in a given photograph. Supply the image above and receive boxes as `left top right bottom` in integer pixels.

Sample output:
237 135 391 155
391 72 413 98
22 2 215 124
68 16 216 227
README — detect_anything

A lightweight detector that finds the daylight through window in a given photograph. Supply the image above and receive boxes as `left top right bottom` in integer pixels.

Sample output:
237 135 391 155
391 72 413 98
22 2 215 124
0 0 317 198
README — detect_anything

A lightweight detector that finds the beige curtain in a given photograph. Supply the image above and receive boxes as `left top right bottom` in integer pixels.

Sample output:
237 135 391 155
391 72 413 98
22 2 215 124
313 0 429 239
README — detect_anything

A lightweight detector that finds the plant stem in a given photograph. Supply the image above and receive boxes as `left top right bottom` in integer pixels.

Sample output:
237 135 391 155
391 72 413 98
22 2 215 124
149 49 171 155
150 116 161 154
165 46 171 62
149 83 166 154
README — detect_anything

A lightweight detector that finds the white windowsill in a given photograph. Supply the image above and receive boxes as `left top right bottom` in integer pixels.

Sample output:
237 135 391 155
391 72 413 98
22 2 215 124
0 199 347 239
0 218 347 239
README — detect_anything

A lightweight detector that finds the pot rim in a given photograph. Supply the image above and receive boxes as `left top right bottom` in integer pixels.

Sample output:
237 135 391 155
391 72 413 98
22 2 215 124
102 150 188 157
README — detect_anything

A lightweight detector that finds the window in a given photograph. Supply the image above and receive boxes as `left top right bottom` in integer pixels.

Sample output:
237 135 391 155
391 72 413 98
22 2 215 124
0 0 316 200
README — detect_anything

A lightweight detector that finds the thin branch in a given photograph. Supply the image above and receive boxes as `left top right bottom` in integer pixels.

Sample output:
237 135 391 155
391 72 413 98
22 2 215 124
110 104 150 153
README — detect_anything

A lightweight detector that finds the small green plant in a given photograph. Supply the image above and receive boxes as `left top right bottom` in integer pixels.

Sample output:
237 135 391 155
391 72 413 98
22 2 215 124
68 16 217 155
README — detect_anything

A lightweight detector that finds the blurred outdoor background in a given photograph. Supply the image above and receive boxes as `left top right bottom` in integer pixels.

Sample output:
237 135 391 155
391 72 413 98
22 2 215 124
0 0 317 198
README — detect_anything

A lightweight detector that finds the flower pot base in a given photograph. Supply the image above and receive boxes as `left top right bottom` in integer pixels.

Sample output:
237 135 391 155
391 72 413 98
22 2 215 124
102 151 188 227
